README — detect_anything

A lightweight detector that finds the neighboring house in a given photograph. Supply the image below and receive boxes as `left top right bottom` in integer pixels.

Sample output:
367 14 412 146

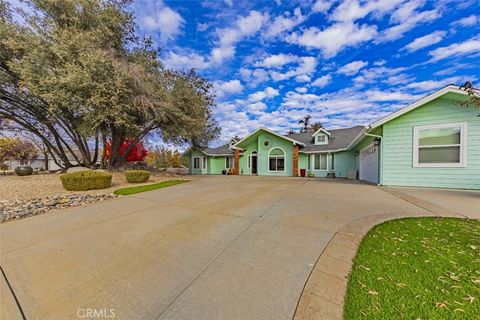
4 157 62 171
184 85 480 190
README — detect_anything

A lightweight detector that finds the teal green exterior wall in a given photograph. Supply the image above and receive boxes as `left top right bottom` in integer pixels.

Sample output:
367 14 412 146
256 131 294 176
298 153 308 174
381 95 480 189
335 151 357 178
189 150 208 175
208 156 230 174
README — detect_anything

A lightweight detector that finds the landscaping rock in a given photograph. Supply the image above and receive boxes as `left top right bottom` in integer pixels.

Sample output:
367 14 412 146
0 194 118 223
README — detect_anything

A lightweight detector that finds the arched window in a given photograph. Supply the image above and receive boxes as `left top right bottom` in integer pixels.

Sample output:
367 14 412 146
269 148 285 172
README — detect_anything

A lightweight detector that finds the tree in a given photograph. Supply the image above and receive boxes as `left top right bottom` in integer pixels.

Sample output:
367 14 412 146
0 0 219 169
310 122 323 132
298 115 312 133
0 137 37 163
459 81 480 114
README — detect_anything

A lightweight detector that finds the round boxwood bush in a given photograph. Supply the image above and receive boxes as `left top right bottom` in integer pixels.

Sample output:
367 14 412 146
60 171 112 191
125 170 150 183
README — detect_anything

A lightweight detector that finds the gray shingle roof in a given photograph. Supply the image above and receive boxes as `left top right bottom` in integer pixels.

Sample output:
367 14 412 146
195 126 365 155
286 126 365 152
201 143 234 155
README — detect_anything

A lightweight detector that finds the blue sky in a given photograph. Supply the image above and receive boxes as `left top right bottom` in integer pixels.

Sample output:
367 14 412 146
128 0 480 144
8 0 480 146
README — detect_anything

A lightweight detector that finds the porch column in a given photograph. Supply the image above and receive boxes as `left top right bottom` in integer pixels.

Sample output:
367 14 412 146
293 144 299 177
234 149 240 175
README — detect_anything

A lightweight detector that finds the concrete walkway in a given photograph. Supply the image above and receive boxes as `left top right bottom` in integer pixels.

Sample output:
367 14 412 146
0 176 473 319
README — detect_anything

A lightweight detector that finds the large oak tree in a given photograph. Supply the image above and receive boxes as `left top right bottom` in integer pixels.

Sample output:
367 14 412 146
0 0 219 169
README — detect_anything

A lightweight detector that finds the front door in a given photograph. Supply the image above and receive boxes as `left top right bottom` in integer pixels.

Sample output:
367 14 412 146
251 156 257 174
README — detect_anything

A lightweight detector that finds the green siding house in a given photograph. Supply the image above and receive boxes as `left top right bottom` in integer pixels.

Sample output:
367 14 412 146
185 85 479 190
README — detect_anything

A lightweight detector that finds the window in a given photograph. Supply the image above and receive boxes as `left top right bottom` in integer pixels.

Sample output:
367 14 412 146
329 154 334 171
413 123 467 167
193 157 200 170
269 148 285 172
315 134 328 145
202 157 207 170
225 157 234 169
314 154 328 170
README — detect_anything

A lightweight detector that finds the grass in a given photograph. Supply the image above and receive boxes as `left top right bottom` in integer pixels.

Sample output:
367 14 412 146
344 217 480 320
113 179 189 195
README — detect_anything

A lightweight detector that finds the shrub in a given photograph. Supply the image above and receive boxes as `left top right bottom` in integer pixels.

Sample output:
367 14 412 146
60 171 112 191
125 170 150 183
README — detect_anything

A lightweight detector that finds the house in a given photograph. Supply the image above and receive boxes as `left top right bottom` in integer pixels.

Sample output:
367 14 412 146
184 85 480 190
4 157 62 171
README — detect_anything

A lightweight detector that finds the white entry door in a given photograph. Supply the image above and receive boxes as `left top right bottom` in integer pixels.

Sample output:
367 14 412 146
359 144 379 184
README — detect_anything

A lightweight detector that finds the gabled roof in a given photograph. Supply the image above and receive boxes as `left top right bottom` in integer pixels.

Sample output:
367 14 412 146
183 143 235 156
369 85 469 129
233 126 306 149
286 126 365 152
311 128 331 137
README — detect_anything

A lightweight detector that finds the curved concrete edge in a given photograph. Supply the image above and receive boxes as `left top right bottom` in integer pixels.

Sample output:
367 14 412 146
293 211 436 320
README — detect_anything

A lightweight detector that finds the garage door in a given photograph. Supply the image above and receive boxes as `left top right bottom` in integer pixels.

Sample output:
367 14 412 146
360 145 379 184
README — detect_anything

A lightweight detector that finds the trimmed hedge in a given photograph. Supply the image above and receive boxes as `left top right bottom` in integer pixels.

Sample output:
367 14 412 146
60 171 112 191
125 170 150 183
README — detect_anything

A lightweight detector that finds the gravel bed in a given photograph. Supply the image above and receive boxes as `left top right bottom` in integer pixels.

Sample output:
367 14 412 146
0 194 118 222
0 172 189 222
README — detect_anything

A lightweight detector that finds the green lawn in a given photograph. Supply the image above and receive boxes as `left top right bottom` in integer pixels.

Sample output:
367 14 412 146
344 217 480 320
113 180 189 195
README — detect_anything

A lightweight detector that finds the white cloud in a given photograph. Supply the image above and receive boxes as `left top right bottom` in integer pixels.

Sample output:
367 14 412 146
312 0 333 13
245 102 267 115
428 37 480 61
373 59 386 66
311 75 332 88
254 54 300 68
211 46 235 64
353 66 408 87
338 60 368 75
224 0 233 7
248 87 280 102
288 22 378 57
376 3 441 43
163 51 209 70
215 80 244 98
452 15 479 27
213 10 269 64
239 68 270 86
403 75 478 91
264 8 306 39
295 87 308 93
143 6 185 42
271 57 317 81
366 90 420 102
403 31 446 52
330 0 404 22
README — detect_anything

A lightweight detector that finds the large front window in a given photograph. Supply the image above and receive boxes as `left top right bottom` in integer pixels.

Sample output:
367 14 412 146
314 154 328 170
269 148 285 171
413 123 467 167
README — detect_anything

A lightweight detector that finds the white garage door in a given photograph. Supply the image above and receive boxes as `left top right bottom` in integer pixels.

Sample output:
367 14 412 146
360 145 379 184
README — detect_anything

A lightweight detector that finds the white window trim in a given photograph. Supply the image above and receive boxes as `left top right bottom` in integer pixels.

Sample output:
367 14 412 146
314 134 328 145
413 122 468 168
193 156 201 170
268 147 286 172
312 153 329 171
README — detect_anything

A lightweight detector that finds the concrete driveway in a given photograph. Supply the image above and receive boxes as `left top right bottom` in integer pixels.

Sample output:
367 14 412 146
0 176 470 319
